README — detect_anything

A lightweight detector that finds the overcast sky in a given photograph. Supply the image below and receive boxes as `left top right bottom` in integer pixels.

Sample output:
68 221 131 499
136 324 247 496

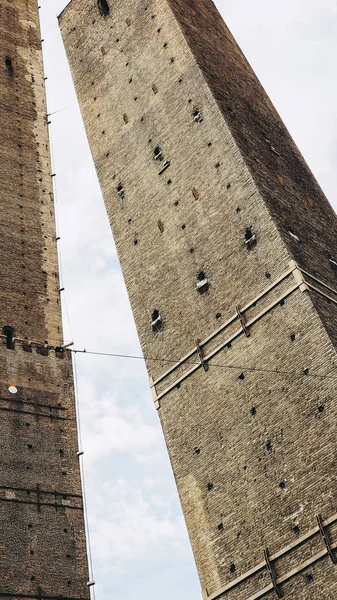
39 1 337 599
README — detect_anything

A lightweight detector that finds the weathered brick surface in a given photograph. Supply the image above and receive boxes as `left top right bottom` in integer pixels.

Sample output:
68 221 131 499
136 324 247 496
60 0 337 598
0 1 89 597
0 346 89 598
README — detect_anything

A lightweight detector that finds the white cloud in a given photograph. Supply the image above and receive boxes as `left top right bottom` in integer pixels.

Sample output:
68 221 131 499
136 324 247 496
89 481 186 566
78 379 160 462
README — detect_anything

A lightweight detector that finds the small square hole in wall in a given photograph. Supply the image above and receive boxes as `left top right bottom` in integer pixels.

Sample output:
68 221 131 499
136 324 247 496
197 271 209 294
117 184 125 200
153 146 163 161
245 227 256 249
192 108 203 123
3 326 14 349
151 309 163 332
5 56 13 71
97 0 110 15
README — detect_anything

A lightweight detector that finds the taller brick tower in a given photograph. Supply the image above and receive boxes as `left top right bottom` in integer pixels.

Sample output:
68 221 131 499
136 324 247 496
0 1 89 597
60 0 337 598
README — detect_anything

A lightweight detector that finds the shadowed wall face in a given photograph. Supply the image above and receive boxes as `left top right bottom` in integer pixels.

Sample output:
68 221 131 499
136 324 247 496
60 0 337 598
0 1 89 597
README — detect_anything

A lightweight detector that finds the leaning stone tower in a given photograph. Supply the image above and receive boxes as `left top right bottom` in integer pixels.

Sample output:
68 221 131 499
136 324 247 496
0 1 89 597
60 0 337 598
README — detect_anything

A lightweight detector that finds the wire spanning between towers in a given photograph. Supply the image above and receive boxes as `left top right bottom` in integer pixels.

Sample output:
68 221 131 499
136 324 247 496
70 347 337 382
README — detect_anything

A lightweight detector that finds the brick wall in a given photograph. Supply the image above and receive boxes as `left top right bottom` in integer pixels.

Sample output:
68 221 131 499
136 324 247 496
60 0 337 597
0 1 89 597
0 0 61 343
0 346 89 598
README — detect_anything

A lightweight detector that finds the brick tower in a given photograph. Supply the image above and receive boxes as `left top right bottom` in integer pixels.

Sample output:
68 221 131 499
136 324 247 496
59 0 337 598
0 1 89 597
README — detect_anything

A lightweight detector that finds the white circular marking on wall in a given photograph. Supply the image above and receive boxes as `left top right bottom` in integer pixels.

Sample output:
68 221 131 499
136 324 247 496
8 383 18 394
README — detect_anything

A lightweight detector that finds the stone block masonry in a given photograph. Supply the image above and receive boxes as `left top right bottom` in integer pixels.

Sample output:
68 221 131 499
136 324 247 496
60 0 337 598
0 1 89 598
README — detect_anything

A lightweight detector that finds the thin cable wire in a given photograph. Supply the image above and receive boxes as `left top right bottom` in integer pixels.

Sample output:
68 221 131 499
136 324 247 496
71 347 337 381
48 121 74 343
39 11 95 595
47 107 67 117
47 101 96 600
49 132 95 593
72 353 96 598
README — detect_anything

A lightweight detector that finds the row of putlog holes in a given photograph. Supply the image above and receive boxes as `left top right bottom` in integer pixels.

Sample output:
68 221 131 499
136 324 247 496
95 1 337 336
94 6 337 271
94 1 337 277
